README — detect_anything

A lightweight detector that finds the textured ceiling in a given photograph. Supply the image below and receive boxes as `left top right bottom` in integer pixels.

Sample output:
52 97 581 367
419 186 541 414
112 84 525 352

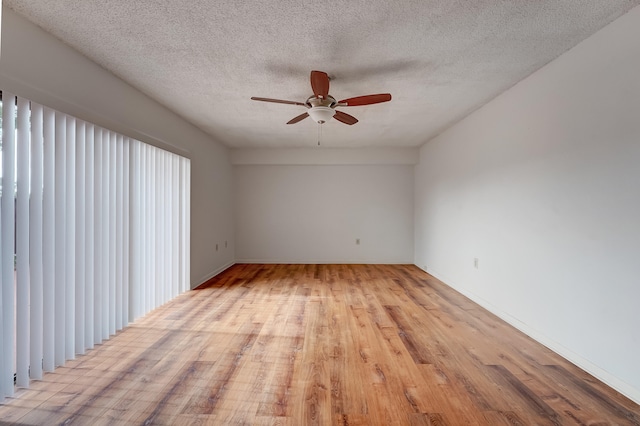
5 1 640 148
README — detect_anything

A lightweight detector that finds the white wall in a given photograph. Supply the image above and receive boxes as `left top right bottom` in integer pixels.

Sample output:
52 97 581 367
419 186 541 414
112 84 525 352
414 6 640 403
0 7 235 287
231 147 419 166
234 160 414 263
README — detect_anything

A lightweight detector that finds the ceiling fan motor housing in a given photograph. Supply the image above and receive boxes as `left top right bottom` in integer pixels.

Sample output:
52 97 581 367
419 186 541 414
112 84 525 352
306 95 337 124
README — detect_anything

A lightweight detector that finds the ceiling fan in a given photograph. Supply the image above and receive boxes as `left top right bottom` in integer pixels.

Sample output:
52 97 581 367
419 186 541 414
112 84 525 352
251 70 391 125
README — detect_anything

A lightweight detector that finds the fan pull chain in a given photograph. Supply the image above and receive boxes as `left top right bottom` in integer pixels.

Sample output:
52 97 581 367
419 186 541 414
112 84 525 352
317 123 322 146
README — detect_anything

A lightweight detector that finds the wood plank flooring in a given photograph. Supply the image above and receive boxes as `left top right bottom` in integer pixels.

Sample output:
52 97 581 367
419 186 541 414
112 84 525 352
1 264 639 425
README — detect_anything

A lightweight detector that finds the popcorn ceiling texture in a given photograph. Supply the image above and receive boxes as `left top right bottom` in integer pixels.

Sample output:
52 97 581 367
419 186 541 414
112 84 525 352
5 1 640 148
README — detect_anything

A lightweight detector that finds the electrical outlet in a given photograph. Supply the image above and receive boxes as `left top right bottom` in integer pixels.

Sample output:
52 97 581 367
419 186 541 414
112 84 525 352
474 258 479 269
225 241 227 248
356 238 360 245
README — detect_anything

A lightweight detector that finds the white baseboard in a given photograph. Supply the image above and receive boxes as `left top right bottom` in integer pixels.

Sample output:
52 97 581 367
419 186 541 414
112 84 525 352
234 259 412 264
192 261 235 288
416 265 640 405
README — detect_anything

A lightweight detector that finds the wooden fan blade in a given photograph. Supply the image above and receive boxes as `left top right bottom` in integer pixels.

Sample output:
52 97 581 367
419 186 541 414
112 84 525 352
287 112 309 124
334 110 358 125
338 93 392 106
310 70 330 99
251 97 306 106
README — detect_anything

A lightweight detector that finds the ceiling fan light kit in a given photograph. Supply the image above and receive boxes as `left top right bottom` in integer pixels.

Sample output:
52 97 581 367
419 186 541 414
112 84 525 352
251 70 391 127
307 106 336 124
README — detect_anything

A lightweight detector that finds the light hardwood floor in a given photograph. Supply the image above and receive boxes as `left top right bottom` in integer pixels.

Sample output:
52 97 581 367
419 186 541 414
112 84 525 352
0 264 639 425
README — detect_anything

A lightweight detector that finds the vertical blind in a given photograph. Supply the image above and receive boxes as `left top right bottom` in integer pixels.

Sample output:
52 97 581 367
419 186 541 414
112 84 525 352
0 91 191 401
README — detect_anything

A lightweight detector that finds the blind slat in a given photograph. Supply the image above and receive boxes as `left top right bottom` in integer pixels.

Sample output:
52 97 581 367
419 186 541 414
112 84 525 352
16 97 31 387
108 132 116 336
54 112 66 367
1 92 17 398
85 124 95 350
42 107 56 372
93 128 103 345
116 135 123 330
30 103 45 380
65 117 76 360
75 120 86 355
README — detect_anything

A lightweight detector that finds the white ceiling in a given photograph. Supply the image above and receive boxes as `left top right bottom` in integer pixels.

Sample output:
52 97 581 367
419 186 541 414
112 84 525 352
5 1 640 148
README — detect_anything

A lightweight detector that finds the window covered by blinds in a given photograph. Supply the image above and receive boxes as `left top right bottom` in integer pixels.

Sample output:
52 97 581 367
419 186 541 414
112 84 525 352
0 91 191 401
